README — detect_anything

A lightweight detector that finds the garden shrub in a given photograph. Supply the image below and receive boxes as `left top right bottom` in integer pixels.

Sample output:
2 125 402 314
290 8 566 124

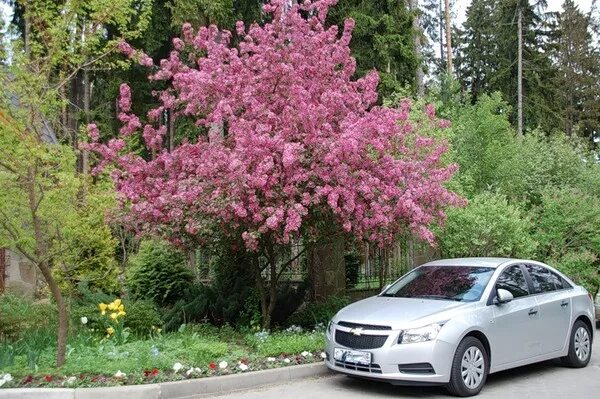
535 188 600 294
550 251 599 296
437 192 536 258
124 300 163 336
127 240 193 306
287 295 351 328
0 294 57 341
162 248 257 330
53 189 121 296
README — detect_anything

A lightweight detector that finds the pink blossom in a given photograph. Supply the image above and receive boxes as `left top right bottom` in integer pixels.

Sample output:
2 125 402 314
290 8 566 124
117 41 134 57
88 0 463 251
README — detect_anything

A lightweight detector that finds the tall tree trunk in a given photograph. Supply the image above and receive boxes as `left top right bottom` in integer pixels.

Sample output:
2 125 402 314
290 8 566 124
444 0 453 74
517 5 523 137
410 0 424 97
37 260 68 366
27 167 68 366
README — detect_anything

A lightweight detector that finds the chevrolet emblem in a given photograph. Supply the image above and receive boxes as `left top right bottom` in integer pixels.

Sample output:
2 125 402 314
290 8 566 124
350 327 364 336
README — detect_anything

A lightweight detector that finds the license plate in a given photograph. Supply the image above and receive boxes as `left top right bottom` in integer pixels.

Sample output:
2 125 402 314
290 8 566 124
334 347 372 365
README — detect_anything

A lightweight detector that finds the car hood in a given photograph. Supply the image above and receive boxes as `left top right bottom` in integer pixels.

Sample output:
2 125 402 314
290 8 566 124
333 296 474 330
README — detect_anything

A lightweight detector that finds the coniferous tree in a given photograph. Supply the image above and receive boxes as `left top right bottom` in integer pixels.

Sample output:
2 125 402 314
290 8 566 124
555 0 600 141
328 0 417 98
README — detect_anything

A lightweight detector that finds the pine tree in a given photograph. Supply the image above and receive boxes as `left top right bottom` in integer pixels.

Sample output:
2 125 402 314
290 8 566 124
328 0 417 98
555 0 600 141
456 0 560 132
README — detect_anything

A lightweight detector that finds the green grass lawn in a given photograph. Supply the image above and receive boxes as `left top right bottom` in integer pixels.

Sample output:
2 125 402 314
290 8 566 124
0 325 326 388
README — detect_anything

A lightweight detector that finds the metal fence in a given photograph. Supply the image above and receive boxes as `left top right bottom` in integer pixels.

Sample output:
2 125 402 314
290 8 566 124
347 238 438 291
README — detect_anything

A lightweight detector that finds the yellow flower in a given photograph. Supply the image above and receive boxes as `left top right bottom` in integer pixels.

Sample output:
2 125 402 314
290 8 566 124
99 303 107 311
107 302 116 311
118 311 126 317
117 304 125 312
101 310 106 315
114 299 122 308
110 312 118 320
106 327 115 335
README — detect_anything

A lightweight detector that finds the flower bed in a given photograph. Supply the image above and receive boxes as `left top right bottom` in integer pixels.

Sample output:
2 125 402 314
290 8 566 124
0 324 326 389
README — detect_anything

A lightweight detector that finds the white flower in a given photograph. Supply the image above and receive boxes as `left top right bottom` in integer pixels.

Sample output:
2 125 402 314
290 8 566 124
283 358 291 363
267 357 276 362
301 351 309 357
219 361 228 369
173 362 184 372
320 352 326 359
114 370 126 379
64 376 77 385
185 367 201 376
2 374 13 382
80 316 88 325
238 363 249 371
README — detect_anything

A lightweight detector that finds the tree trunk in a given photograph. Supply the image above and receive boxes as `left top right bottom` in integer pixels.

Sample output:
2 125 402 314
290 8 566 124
27 167 68 367
36 260 68 367
410 0 424 97
444 0 453 74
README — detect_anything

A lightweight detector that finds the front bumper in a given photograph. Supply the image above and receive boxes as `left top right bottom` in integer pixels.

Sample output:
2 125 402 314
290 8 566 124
325 326 456 385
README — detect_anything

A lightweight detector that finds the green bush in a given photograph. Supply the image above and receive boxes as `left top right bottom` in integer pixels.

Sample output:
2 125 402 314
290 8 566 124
124 300 163 335
438 192 537 258
287 296 351 328
127 240 193 306
535 188 600 294
0 294 56 341
54 190 121 296
550 251 599 295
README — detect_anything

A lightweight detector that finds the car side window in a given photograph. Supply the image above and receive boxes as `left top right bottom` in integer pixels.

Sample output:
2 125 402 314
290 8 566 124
525 264 557 293
496 265 529 298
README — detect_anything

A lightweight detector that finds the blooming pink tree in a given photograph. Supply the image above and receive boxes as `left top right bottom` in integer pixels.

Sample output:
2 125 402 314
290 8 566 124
88 0 463 328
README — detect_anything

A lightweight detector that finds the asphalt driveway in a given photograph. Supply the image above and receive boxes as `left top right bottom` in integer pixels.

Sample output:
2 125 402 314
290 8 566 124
216 327 600 399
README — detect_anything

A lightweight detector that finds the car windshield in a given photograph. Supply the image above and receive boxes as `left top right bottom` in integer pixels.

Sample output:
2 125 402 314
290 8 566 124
381 266 495 302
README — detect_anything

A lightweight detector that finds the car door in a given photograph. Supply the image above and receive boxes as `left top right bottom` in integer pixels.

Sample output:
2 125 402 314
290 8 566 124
488 264 542 366
524 264 571 354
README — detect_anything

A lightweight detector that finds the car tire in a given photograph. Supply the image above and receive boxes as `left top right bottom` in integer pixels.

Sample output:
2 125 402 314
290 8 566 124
561 320 592 368
445 336 489 397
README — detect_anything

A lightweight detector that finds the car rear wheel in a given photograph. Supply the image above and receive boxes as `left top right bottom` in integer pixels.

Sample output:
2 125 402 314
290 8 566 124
561 320 592 368
445 336 489 397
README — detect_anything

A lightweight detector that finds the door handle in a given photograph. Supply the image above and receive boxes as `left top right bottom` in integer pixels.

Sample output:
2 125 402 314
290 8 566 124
561 301 569 308
528 309 538 316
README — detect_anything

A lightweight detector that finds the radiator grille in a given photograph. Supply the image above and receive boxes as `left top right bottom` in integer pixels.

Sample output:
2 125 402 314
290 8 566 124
337 321 391 330
335 330 388 349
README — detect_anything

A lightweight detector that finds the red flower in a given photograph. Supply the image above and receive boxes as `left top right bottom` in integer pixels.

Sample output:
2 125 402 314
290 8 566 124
44 375 53 382
144 368 159 378
209 362 216 370
21 375 33 385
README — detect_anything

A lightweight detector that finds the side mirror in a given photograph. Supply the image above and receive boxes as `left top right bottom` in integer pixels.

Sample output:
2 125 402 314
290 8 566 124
495 288 514 305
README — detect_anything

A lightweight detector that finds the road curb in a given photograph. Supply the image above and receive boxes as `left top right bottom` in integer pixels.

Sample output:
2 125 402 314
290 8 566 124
0 363 330 399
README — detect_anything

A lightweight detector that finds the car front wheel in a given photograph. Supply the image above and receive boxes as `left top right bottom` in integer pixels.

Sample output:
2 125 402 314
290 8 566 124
561 320 592 368
445 336 489 397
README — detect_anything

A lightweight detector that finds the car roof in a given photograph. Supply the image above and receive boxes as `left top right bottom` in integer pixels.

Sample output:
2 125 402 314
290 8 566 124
421 257 519 268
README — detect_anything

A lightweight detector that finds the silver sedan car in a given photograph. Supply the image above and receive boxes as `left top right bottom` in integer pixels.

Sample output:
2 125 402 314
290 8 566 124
325 258 595 397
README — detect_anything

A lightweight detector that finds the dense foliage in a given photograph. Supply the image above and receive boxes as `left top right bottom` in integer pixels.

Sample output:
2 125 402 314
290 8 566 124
126 241 193 306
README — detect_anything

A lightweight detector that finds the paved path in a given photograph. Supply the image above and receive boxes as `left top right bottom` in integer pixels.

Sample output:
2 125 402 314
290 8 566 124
216 328 600 399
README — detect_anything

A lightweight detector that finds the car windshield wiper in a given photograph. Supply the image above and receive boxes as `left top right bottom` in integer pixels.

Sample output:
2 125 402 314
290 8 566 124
412 294 462 302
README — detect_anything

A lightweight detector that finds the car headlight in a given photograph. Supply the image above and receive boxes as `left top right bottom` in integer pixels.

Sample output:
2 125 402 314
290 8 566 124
398 322 444 344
